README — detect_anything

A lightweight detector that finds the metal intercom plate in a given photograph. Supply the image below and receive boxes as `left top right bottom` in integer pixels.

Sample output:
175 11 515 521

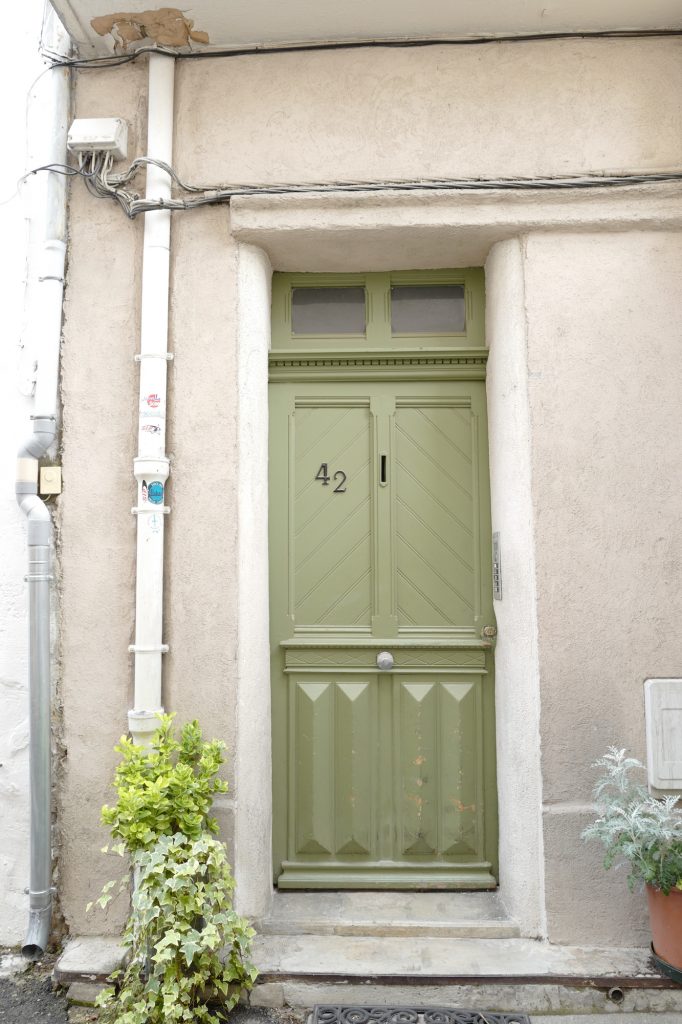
492 531 502 601
644 677 682 795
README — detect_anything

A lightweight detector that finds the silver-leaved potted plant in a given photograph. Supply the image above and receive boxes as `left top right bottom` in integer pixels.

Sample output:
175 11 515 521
583 747 682 977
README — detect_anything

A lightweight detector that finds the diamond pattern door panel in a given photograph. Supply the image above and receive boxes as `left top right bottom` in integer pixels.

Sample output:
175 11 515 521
394 676 483 860
291 677 376 859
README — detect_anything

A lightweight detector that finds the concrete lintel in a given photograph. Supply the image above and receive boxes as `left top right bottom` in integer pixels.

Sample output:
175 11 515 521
230 184 682 270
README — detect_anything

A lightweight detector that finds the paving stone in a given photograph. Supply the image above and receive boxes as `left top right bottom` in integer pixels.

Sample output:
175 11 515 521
530 1017 682 1023
67 1007 99 1023
250 982 286 1008
53 937 125 984
66 981 106 1006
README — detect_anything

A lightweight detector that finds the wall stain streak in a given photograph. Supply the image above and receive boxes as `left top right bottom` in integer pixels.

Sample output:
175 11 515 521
91 8 209 51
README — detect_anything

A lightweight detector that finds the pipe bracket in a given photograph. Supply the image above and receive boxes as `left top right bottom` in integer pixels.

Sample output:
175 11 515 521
24 574 54 582
128 644 170 653
131 506 170 514
135 352 174 361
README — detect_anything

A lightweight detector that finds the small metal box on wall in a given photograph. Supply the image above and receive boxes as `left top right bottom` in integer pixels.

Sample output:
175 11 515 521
644 678 682 796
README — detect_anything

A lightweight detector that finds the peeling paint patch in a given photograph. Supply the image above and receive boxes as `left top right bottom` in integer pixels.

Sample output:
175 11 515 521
0 677 23 691
449 797 476 813
91 8 210 52
8 723 29 753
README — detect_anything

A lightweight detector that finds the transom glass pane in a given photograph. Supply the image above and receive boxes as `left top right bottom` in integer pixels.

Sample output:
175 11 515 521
292 287 366 334
391 285 465 334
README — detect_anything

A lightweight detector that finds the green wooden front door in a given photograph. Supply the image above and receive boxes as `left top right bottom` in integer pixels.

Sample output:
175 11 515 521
269 272 497 889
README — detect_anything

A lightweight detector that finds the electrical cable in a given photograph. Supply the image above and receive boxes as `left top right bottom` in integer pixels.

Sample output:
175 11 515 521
46 28 682 70
0 161 101 207
16 155 682 220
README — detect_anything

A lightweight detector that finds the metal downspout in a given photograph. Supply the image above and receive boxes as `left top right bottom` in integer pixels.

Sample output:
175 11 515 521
16 6 70 960
17 466 54 960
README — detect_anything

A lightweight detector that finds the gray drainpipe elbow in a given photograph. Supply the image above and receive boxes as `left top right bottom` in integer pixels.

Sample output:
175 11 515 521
17 418 55 540
22 900 52 962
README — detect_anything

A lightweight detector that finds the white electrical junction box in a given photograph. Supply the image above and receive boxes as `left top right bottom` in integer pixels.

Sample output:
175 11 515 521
644 677 682 796
67 118 128 161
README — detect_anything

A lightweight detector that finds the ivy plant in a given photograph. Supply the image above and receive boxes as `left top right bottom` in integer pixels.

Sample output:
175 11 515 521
582 747 682 895
91 715 257 1023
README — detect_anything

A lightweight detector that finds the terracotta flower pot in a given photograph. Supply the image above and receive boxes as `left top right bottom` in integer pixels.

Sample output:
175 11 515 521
647 883 682 970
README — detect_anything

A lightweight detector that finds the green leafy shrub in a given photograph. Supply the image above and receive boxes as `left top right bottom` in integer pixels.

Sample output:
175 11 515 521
582 747 682 895
101 716 228 852
92 715 257 1023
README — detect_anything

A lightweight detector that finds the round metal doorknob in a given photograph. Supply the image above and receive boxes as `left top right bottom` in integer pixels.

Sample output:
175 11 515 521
376 651 394 671
481 625 497 639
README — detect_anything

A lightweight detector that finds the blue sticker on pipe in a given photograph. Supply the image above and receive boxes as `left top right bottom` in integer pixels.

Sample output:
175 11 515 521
148 481 164 505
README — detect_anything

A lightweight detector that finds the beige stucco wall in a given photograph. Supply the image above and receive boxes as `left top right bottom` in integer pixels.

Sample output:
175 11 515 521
59 38 682 942
173 38 682 184
60 64 144 934
60 62 243 932
524 230 682 944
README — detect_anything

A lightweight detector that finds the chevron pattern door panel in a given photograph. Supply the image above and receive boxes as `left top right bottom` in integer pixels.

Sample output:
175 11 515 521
395 400 478 633
293 399 372 629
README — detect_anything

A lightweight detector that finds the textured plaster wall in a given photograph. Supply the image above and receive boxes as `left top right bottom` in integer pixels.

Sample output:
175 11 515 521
58 38 682 943
523 231 682 945
59 63 146 936
60 65 243 935
174 38 682 185
163 208 240 852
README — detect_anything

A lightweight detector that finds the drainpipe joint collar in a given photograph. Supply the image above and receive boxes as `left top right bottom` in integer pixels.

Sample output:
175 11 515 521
133 456 169 482
128 708 165 745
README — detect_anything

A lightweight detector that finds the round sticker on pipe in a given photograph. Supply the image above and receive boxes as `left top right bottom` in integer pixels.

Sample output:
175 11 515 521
148 481 164 505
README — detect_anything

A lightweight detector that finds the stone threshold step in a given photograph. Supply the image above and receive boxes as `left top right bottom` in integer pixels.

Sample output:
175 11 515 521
252 935 670 985
54 936 682 1016
253 976 682 1015
255 892 520 939
55 934 674 989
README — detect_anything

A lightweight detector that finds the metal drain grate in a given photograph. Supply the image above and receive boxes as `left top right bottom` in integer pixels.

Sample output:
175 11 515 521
312 1007 530 1024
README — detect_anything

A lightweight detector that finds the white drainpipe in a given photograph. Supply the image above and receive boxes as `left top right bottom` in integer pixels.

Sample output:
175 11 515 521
128 53 175 745
15 8 70 959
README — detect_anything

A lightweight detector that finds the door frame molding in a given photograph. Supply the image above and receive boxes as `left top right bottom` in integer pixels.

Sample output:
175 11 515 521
233 230 544 938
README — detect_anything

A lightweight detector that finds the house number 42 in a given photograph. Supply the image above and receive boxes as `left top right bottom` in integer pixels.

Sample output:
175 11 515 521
315 463 347 493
